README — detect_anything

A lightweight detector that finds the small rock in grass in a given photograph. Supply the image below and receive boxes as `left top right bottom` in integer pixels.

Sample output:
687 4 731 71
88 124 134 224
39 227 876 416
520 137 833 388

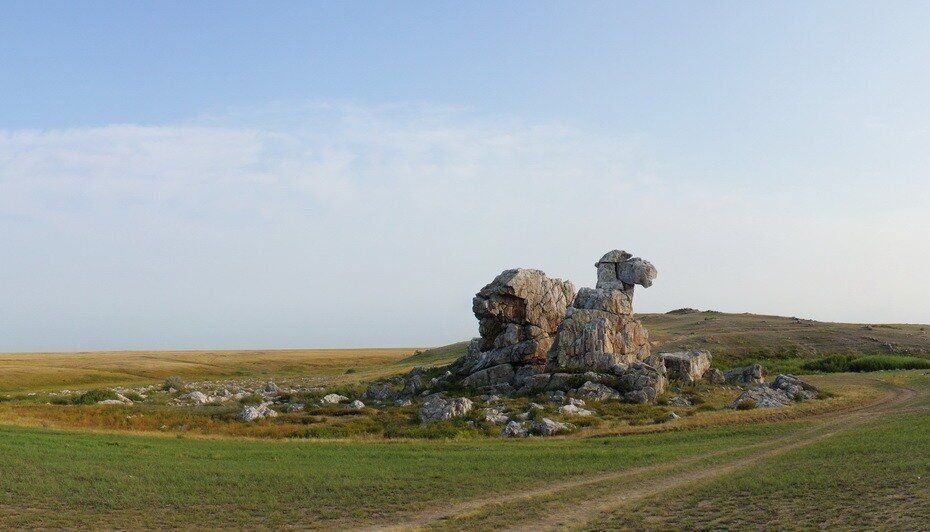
532 418 575 436
484 408 509 424
558 404 593 417
239 403 279 422
502 420 529 438
321 393 349 404
348 400 365 410
418 394 473 422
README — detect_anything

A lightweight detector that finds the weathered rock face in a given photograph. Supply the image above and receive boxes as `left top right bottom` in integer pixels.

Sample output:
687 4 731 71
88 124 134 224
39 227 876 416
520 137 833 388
449 250 665 404
451 269 575 387
547 250 656 373
662 350 712 382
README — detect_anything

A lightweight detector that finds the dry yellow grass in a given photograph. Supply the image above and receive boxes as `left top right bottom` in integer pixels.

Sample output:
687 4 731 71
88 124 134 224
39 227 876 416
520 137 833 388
0 347 418 393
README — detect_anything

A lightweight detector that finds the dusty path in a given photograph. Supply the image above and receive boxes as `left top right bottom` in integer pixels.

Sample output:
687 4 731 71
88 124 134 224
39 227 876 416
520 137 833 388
370 379 918 531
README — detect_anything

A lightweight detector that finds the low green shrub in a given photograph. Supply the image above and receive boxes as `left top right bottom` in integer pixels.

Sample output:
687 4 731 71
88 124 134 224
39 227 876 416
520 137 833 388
736 400 757 410
74 389 120 405
802 354 930 373
162 376 185 391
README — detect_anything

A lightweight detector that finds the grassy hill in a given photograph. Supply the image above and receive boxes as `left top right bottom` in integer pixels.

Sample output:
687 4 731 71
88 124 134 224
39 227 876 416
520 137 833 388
411 310 930 373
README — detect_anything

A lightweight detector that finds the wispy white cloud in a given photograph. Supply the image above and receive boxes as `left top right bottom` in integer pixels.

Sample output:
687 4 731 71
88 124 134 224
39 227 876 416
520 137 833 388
1 103 928 351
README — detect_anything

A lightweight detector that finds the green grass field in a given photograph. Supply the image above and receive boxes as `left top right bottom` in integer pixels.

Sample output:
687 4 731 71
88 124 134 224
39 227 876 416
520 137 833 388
2 312 929 528
0 371 926 528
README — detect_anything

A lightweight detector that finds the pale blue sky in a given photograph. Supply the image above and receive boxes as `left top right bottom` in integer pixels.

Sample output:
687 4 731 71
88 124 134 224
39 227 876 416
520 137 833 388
2 2 929 351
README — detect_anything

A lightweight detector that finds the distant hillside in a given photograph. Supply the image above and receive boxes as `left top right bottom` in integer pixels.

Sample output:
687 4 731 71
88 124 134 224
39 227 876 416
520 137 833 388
641 310 930 367
412 310 930 370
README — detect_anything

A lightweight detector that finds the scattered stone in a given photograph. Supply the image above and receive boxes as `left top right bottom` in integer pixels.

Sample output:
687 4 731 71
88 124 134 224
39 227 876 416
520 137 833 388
567 397 586 407
321 393 349 404
418 394 474 422
97 399 126 405
263 382 279 394
502 420 529 438
559 404 593 416
532 418 575 436
724 364 766 386
483 408 509 424
182 391 210 405
667 412 680 421
529 402 545 410
239 403 279 421
661 350 712 382
285 403 305 413
394 398 413 407
348 400 365 410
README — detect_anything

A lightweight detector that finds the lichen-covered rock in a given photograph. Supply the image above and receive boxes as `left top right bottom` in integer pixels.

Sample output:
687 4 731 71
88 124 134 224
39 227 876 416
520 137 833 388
451 269 575 387
532 418 575 436
724 364 766 386
418 394 474 422
661 350 712 382
502 420 529 438
348 400 365 410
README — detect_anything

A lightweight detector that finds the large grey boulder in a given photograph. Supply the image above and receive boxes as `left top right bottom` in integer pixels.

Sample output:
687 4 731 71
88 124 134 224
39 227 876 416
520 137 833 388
724 364 766 386
532 418 575 436
770 374 819 401
451 269 575 387
418 394 474 422
363 382 395 402
662 350 712 382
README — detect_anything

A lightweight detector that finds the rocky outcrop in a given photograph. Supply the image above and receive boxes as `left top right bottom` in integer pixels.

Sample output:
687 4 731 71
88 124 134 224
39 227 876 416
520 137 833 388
724 364 766 386
451 269 575 388
661 350 712 382
547 250 656 373
448 250 665 404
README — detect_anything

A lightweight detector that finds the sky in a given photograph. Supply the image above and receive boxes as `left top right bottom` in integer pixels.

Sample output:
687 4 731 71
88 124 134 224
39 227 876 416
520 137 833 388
2 1 930 352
